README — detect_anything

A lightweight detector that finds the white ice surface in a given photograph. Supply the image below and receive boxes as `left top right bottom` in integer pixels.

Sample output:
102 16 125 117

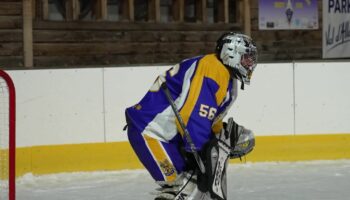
17 160 350 200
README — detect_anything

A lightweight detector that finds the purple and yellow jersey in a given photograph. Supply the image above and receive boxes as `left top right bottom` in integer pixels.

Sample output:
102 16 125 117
125 54 238 151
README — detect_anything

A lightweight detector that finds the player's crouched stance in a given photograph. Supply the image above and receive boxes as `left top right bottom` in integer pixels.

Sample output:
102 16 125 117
125 32 258 200
155 119 255 200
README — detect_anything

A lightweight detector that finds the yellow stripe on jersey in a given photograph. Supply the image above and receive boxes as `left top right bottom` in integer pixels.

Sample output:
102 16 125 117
178 54 230 133
178 62 204 126
143 134 178 182
204 55 231 105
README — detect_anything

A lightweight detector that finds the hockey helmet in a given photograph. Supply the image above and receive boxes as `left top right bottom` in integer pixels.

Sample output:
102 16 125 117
216 32 258 85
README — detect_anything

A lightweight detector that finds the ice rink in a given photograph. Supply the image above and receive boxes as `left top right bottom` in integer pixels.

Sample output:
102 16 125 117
17 160 350 200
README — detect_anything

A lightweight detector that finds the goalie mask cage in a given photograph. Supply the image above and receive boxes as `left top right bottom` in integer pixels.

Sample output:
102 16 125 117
0 69 15 200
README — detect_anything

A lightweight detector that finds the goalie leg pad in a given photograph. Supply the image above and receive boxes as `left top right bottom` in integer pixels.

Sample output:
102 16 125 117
198 138 230 200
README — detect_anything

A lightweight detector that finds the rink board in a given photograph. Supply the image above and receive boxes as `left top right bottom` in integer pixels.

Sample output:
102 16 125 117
16 134 350 177
6 61 350 176
7 62 350 147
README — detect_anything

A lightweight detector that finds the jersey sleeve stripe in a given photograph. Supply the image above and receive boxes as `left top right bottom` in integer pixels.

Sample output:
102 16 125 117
178 60 205 131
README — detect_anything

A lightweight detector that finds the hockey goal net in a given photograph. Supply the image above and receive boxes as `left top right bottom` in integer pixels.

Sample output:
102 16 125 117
0 69 15 200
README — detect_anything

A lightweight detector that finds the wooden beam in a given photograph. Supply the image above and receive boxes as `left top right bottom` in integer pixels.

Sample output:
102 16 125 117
66 0 80 21
23 0 33 68
195 0 206 23
243 0 251 36
34 20 241 31
96 0 107 20
121 0 134 21
148 0 160 22
218 0 229 23
42 0 49 20
128 0 134 21
173 0 184 22
101 0 108 20
32 0 36 19
236 0 244 24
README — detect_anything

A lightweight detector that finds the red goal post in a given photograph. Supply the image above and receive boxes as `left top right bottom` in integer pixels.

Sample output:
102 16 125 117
0 69 16 200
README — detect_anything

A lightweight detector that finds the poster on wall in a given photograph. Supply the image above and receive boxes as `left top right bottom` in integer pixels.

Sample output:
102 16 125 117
323 0 350 58
259 0 319 30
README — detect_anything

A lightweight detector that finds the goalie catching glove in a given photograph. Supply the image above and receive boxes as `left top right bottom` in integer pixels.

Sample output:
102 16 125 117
225 118 255 159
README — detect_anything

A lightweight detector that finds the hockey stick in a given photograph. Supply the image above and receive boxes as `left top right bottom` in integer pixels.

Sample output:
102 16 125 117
160 82 206 174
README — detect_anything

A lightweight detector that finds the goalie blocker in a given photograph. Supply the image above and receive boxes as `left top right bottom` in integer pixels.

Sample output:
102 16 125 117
199 118 255 200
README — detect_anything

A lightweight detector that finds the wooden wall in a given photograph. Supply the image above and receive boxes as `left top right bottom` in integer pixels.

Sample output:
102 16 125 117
32 22 241 67
0 0 325 69
0 0 23 68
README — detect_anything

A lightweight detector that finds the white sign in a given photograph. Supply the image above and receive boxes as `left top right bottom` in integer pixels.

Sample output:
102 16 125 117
323 0 350 58
259 0 318 30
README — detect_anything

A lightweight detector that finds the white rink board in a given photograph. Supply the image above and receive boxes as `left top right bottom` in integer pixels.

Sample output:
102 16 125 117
229 63 294 135
6 61 350 147
294 62 350 134
8 69 105 147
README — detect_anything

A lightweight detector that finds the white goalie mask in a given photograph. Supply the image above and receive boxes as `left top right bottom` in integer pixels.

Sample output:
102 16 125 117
216 32 258 85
